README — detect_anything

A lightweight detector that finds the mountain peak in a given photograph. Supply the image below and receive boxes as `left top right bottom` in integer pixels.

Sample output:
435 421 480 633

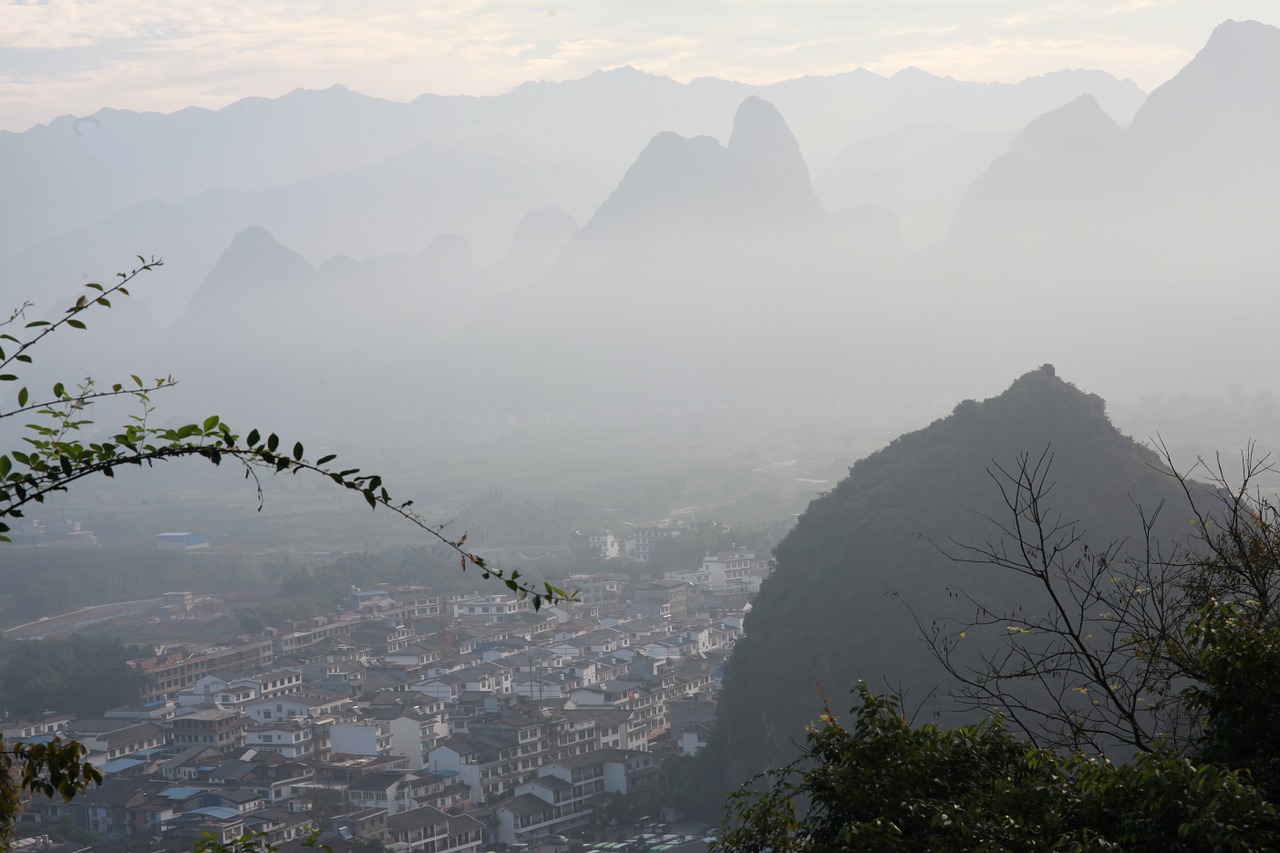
1131 19 1280 143
699 366 1177 791
185 226 314 314
508 206 577 255
1204 18 1280 53
1010 94 1121 160
228 224 285 252
728 96 819 216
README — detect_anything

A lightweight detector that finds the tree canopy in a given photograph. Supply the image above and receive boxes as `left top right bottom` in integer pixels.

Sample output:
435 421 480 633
717 685 1280 852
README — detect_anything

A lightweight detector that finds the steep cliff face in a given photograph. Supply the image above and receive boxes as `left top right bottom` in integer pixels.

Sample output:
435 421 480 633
697 366 1193 800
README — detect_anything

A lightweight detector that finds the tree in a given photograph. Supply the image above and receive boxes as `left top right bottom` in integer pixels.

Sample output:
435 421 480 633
924 443 1280 763
716 443 1280 849
920 446 1192 756
0 261 572 840
0 739 100 849
716 685 1280 852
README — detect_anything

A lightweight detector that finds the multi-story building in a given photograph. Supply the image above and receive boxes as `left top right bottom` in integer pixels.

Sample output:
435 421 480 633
369 703 448 770
492 749 657 845
451 594 533 622
131 638 276 702
553 573 626 612
77 721 169 763
634 580 690 622
171 708 247 751
631 524 681 563
330 721 393 758
246 718 316 759
701 548 768 589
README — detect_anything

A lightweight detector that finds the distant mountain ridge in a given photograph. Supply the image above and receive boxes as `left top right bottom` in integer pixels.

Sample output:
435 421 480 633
954 18 1280 247
5 19 1278 440
0 64 1144 267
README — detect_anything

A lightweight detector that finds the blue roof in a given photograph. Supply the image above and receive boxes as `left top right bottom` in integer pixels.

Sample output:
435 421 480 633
100 758 146 774
159 786 206 800
188 807 242 821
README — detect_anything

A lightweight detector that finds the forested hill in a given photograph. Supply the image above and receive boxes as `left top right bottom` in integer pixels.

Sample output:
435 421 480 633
695 365 1200 804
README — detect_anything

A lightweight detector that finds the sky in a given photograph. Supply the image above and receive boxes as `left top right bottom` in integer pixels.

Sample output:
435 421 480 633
1 1 1275 133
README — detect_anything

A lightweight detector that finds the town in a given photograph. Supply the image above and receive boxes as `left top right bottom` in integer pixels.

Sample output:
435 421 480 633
3 546 772 852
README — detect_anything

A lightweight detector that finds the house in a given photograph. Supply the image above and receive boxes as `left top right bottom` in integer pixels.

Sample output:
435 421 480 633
634 580 691 622
329 720 392 757
346 770 415 815
76 721 169 763
384 804 452 851
242 690 351 724
171 708 247 751
247 718 316 759
367 703 448 770
631 524 681 563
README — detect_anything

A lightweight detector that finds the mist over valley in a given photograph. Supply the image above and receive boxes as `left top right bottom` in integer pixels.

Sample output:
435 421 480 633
2 13 1279 848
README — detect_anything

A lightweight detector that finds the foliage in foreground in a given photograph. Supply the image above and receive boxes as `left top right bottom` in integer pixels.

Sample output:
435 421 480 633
0 740 100 848
717 684 1280 852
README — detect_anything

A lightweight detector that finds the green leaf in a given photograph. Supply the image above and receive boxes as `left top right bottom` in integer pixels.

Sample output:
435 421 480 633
0 374 16 381
317 454 337 466
267 433 279 453
202 415 220 431
66 319 86 330
246 429 260 446
17 387 28 407
0 456 10 478
293 441 304 461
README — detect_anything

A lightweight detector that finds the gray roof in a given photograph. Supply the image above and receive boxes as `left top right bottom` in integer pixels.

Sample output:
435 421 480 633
386 804 449 832
500 793 554 817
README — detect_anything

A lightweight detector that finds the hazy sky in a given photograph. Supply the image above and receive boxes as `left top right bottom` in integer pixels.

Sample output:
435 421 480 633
2 1 1274 133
